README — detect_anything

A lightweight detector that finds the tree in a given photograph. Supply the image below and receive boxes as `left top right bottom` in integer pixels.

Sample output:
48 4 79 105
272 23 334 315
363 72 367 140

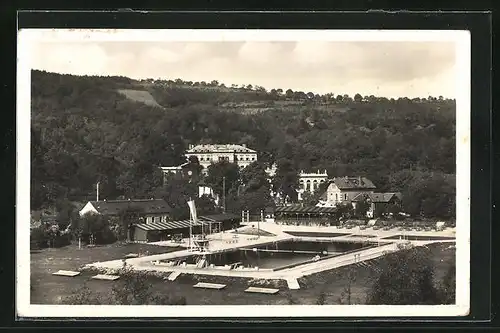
196 194 218 216
77 213 116 245
117 206 145 241
355 199 370 218
439 262 456 304
238 162 274 212
354 93 363 103
205 161 240 199
285 89 294 99
272 159 299 203
366 244 441 305
337 266 357 304
155 173 197 220
300 190 317 206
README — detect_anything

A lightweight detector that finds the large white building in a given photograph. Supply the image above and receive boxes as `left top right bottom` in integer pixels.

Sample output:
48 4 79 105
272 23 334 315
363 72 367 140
185 144 258 171
297 170 328 201
264 164 328 201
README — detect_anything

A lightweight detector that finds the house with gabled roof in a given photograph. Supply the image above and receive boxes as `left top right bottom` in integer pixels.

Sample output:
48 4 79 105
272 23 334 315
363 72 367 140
317 176 377 207
352 192 403 218
79 198 172 224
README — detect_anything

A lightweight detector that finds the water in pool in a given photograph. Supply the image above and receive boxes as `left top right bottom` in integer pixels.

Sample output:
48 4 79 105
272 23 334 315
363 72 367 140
176 240 374 270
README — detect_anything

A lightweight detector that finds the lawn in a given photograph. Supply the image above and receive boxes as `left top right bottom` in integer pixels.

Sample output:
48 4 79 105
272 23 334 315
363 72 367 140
30 242 182 304
30 242 455 305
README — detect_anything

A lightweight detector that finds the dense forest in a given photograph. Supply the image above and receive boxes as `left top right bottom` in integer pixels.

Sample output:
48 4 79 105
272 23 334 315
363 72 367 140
31 70 456 224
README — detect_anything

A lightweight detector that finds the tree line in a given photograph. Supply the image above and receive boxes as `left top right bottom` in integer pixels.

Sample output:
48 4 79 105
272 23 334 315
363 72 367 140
31 70 456 224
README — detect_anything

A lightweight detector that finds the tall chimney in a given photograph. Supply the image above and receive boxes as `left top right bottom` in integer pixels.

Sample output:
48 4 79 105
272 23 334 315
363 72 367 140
359 176 362 185
96 182 100 201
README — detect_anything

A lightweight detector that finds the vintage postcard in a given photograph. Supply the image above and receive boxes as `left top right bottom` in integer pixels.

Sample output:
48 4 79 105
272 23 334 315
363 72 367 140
17 29 470 318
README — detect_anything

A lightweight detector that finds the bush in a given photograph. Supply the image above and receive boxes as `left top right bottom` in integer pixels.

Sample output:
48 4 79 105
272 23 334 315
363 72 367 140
65 264 188 305
30 225 71 249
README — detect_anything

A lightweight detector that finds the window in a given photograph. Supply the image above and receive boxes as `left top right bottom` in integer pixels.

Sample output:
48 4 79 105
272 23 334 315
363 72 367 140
161 216 167 223
146 216 152 224
246 158 249 161
335 194 338 201
344 193 347 200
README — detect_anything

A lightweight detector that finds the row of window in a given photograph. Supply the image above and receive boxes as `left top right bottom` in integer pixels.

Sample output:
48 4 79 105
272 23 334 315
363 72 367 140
328 193 348 201
299 179 326 183
197 156 256 162
145 215 167 224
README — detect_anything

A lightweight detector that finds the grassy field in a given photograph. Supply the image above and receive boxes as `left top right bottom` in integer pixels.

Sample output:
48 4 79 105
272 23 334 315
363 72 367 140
30 242 455 305
30 242 182 304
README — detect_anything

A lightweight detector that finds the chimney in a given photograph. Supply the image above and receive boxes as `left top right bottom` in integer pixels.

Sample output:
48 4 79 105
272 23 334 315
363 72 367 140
189 144 194 150
359 176 362 185
242 143 247 148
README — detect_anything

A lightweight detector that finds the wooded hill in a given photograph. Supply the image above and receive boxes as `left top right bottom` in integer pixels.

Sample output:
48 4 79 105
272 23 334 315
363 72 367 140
31 70 456 220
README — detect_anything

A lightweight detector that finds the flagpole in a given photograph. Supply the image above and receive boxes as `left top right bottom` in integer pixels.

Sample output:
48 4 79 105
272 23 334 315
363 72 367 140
189 197 192 250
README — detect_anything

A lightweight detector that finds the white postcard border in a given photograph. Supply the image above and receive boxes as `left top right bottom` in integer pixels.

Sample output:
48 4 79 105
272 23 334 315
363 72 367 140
16 29 471 318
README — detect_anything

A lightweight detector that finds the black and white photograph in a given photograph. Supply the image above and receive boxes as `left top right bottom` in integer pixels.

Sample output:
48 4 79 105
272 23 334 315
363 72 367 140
16 29 470 318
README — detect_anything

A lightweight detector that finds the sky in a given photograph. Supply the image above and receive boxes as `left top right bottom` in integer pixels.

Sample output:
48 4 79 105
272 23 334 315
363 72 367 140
31 40 457 98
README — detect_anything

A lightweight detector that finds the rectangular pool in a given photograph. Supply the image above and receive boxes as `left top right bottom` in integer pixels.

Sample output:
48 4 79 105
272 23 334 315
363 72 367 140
163 240 376 270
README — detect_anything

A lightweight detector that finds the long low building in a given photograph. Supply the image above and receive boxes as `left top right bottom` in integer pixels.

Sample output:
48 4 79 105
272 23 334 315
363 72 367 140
274 205 339 227
129 213 240 243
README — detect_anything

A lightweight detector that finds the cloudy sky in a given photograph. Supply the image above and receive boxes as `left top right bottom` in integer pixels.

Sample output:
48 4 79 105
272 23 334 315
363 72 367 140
31 40 456 98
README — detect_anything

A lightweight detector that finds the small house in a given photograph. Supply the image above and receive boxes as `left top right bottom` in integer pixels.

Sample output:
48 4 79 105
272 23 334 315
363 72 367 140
352 192 403 218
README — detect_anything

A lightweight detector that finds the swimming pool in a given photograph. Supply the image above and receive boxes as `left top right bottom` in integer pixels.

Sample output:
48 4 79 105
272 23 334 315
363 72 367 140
160 239 377 270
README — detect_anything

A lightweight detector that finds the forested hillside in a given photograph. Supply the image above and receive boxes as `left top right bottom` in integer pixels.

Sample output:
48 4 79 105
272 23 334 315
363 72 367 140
31 70 456 220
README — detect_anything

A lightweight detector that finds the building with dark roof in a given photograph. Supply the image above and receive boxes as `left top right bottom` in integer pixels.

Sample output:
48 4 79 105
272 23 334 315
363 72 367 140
273 204 339 226
352 192 403 218
317 176 377 207
79 199 172 224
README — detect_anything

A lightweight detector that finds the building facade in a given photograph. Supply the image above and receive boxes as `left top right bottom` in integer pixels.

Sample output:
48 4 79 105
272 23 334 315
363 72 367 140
185 144 258 171
297 170 328 201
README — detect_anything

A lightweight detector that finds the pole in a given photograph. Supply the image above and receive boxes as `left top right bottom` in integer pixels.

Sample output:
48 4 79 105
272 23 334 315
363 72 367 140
258 210 262 239
78 237 81 250
96 182 100 201
189 198 192 250
222 176 226 213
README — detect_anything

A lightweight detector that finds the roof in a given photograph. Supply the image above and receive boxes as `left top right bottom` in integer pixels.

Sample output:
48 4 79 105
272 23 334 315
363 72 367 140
134 217 213 231
200 213 240 222
331 177 376 190
352 192 402 203
89 199 171 216
186 144 257 154
275 205 338 214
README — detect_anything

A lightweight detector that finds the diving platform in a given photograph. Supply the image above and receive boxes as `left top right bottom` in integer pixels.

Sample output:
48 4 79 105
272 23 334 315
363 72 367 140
193 282 226 290
245 287 280 294
286 278 301 290
91 274 120 281
167 271 181 281
52 270 80 277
